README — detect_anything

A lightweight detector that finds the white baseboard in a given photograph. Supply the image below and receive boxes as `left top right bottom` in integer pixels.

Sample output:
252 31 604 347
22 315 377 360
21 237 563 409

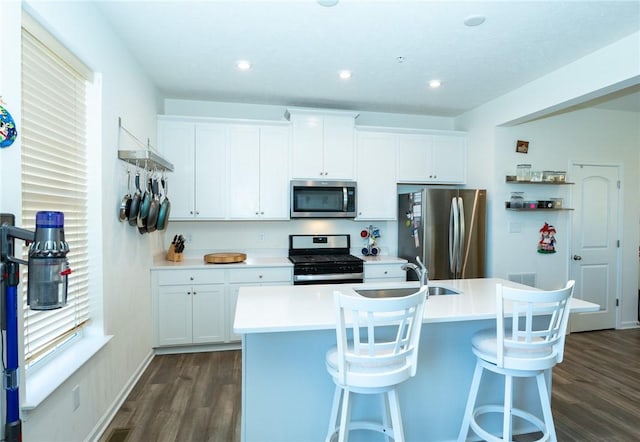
85 349 154 442
619 320 640 330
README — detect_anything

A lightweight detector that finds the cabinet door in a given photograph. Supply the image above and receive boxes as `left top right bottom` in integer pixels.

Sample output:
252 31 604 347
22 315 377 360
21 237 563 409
397 134 432 182
156 285 192 346
322 115 355 179
290 114 324 179
158 120 195 219
191 284 226 344
227 284 244 343
228 125 261 218
356 132 397 220
259 126 290 219
364 264 407 282
195 123 227 219
430 134 466 184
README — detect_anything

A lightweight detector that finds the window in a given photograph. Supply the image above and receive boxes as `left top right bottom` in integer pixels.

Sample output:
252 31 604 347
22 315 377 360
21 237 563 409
21 13 93 365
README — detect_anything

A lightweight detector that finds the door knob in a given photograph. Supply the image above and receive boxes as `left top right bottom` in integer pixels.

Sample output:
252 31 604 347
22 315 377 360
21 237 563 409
573 255 582 261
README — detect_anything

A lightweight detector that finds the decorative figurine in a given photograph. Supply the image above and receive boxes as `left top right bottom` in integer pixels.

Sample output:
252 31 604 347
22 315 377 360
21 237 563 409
0 104 18 148
538 222 556 254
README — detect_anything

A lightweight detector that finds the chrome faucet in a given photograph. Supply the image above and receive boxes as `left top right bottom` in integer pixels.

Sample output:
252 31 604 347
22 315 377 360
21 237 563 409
402 256 428 288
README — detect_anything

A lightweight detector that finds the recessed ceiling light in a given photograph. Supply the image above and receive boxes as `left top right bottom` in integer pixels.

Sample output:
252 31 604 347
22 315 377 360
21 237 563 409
464 15 486 27
429 79 441 88
236 60 251 70
339 70 352 80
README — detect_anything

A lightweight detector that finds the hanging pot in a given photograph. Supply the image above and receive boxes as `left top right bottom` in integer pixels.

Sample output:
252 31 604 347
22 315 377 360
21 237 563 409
137 174 152 230
118 170 132 222
146 177 160 233
128 170 142 226
156 177 171 231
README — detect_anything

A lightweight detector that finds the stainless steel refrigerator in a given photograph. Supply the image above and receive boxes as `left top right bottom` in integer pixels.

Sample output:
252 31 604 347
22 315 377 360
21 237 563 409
398 188 487 280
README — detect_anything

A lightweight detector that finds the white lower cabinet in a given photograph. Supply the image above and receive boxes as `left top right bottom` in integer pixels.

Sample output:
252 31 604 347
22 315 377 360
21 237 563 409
152 266 292 349
153 269 226 347
364 263 407 283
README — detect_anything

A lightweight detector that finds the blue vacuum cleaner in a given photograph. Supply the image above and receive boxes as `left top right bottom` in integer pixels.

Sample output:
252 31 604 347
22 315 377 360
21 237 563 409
0 211 71 442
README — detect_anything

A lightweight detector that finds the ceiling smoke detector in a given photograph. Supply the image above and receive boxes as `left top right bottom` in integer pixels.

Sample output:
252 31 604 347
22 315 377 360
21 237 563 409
317 0 339 7
464 15 486 27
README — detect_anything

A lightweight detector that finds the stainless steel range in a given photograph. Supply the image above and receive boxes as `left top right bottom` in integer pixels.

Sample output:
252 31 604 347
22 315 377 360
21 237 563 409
288 234 364 285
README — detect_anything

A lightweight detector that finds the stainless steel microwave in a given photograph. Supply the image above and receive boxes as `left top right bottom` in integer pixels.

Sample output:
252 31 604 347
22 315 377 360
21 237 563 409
290 180 357 218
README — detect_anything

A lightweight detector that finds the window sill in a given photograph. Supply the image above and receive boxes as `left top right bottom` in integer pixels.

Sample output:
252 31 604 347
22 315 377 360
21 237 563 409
22 334 113 410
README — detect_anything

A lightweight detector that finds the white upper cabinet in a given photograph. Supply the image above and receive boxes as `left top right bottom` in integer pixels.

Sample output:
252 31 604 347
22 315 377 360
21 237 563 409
158 119 196 219
397 132 466 184
194 123 227 219
227 124 289 219
356 131 398 220
158 118 227 219
288 108 359 180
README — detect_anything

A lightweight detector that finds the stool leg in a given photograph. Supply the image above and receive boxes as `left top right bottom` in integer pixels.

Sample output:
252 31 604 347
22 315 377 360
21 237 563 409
503 374 513 441
338 389 352 442
326 385 342 442
381 392 392 442
536 372 557 442
387 388 405 442
458 361 483 442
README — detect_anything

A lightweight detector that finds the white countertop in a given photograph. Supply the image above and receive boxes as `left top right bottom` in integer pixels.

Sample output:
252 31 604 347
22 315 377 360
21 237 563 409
151 251 405 270
233 278 599 334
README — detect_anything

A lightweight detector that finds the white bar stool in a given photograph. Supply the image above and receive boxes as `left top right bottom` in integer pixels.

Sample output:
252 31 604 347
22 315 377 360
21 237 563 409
325 287 427 442
458 281 575 442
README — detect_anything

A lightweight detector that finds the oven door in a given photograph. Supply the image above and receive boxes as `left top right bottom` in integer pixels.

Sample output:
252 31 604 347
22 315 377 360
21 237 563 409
293 272 364 285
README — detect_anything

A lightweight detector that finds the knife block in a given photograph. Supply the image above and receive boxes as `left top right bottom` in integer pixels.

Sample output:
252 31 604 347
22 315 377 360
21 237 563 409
166 244 183 262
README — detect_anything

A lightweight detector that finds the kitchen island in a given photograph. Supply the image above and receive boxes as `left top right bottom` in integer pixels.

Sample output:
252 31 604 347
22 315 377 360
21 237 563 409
234 279 598 442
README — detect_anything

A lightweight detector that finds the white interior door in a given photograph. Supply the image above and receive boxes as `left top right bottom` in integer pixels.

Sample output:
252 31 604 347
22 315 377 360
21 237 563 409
569 164 620 332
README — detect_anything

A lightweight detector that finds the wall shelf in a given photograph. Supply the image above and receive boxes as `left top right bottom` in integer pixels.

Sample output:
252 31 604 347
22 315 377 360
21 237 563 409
505 177 573 185
118 149 174 172
505 207 574 211
117 117 174 172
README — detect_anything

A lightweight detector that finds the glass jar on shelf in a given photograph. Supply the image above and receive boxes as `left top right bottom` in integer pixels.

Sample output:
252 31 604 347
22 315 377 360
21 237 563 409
516 164 532 181
509 192 525 209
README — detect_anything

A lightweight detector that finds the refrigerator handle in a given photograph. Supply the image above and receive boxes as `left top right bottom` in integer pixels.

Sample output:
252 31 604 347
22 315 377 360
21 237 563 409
457 197 465 275
449 197 459 274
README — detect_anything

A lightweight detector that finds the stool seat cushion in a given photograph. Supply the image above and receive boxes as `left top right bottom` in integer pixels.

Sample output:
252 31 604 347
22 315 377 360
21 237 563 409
326 346 412 390
472 328 553 366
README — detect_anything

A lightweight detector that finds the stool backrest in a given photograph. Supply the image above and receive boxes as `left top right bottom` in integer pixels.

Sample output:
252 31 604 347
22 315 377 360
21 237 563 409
333 287 427 388
496 281 575 371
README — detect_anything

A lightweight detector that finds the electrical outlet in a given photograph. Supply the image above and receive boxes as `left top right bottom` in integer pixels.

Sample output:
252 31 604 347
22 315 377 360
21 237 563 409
72 385 80 411
259 233 265 241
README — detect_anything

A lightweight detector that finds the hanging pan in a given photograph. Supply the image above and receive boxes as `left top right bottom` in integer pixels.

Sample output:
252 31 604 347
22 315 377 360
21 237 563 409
137 174 152 234
156 177 171 231
128 169 142 226
146 176 160 233
118 169 132 222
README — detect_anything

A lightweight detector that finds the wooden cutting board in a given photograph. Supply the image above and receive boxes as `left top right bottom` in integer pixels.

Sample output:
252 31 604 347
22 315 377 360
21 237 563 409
204 252 247 264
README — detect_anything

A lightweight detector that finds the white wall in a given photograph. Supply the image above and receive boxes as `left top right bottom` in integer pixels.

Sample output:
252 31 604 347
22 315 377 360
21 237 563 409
456 31 640 328
1 1 162 440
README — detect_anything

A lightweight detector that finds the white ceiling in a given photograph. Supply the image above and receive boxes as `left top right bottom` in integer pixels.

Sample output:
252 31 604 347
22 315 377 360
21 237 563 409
96 0 640 117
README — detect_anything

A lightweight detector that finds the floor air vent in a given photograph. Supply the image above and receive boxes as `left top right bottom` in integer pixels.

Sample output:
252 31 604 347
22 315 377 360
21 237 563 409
106 428 131 442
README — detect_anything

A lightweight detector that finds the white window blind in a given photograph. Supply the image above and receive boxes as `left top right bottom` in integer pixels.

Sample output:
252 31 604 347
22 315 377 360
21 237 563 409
21 15 92 364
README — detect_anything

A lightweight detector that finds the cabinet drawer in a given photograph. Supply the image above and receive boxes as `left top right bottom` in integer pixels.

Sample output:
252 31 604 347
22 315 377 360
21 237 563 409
155 269 225 286
228 267 292 284
364 264 406 280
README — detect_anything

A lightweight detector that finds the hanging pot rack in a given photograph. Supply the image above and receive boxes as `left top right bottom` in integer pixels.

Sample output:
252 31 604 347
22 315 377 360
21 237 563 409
117 117 174 172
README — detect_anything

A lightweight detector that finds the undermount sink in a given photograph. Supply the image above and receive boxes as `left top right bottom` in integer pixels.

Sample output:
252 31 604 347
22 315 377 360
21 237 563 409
355 286 461 299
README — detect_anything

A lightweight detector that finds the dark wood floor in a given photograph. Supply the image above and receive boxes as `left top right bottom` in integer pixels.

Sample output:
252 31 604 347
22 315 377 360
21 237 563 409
100 329 640 442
